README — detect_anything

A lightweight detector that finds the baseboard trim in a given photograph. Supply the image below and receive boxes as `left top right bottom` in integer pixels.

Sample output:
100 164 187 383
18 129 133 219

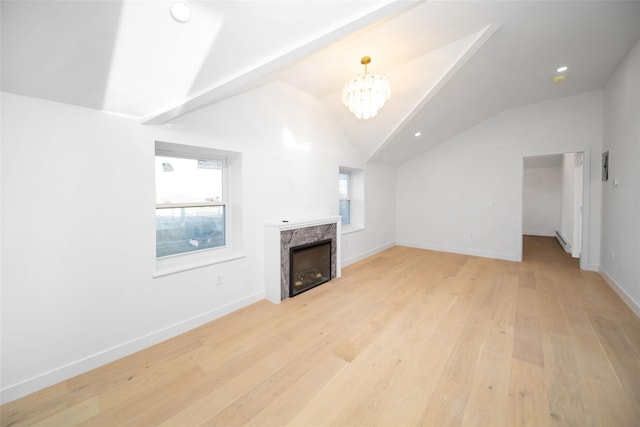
396 241 520 262
599 268 640 319
523 231 556 237
0 292 265 404
342 242 395 267
555 230 572 254
585 263 599 272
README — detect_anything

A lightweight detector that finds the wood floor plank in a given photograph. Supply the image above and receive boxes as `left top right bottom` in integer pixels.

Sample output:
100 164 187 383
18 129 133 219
30 397 99 427
460 264 517 426
518 270 536 290
515 280 539 315
202 334 346 426
77 366 209 427
418 317 492 427
2 236 639 427
245 353 348 427
357 293 461 426
513 313 544 368
587 314 640 408
461 322 514 427
536 274 568 337
542 333 594 426
286 333 406 426
560 303 639 425
508 358 551 427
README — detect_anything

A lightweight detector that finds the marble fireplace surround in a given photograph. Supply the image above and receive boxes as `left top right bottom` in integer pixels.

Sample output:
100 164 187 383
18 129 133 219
264 217 341 303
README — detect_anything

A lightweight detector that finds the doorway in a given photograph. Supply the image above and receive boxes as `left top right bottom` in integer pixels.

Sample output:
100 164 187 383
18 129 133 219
522 152 584 262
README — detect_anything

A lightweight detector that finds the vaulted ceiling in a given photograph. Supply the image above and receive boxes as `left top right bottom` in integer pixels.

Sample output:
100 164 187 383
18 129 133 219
2 1 640 166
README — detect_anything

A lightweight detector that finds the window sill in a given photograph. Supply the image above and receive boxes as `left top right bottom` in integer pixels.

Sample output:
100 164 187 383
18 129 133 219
341 225 365 235
153 250 246 278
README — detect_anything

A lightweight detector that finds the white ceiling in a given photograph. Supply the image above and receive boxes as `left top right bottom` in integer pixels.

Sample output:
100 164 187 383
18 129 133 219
2 0 640 166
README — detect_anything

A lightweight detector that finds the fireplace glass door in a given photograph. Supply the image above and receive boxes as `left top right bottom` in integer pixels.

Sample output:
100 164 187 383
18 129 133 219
289 239 332 297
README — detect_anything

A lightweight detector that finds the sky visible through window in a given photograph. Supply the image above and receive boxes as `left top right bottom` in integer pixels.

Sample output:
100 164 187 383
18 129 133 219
339 172 350 225
155 156 222 204
339 173 349 199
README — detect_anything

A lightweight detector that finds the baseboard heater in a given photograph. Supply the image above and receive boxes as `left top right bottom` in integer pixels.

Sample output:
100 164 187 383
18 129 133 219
555 230 572 253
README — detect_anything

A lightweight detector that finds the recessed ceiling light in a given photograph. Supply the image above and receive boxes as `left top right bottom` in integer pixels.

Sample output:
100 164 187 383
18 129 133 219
414 132 421 137
552 75 567 84
170 2 191 23
556 66 568 73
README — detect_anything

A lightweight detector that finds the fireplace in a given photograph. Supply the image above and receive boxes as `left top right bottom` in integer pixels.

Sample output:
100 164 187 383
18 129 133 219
289 239 332 297
264 217 341 303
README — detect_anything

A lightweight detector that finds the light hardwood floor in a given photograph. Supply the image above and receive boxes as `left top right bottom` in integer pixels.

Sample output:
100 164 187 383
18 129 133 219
2 236 639 426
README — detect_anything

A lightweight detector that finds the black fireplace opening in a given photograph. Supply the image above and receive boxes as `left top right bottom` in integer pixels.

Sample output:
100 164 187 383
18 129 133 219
289 239 332 297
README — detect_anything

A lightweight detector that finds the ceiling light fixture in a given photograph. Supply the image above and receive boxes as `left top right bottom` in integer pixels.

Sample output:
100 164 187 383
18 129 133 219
342 56 390 120
556 66 568 73
415 132 421 137
552 75 567 84
170 1 191 23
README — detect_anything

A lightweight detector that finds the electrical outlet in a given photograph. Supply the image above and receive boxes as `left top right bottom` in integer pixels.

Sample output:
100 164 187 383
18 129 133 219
217 275 223 286
611 250 615 261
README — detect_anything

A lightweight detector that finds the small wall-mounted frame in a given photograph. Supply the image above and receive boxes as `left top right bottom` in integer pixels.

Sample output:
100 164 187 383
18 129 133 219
602 150 609 181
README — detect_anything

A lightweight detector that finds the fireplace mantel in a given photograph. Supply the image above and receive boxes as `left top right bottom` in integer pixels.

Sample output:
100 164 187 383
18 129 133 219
264 216 341 303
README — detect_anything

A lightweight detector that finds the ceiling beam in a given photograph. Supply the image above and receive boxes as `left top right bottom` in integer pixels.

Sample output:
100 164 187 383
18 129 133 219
142 0 421 125
367 23 500 164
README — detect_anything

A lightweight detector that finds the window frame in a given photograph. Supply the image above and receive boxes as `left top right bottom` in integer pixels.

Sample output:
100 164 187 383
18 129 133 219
153 141 245 278
155 151 228 258
338 170 351 226
339 166 365 234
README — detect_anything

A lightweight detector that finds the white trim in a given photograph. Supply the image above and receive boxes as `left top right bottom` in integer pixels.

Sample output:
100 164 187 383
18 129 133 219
153 251 246 278
516 155 524 261
578 149 591 271
156 201 226 209
599 268 640 319
265 216 341 230
585 264 599 272
520 148 592 270
523 231 556 237
341 225 365 235
369 23 500 162
555 230 572 254
343 242 395 266
155 140 232 161
397 241 520 262
0 292 264 405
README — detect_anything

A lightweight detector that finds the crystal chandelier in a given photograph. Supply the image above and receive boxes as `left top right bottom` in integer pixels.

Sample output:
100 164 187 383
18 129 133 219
342 56 391 120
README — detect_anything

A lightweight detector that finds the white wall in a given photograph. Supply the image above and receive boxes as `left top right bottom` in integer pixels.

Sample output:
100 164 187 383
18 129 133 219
522 164 561 236
0 82 396 402
341 163 396 265
560 153 577 247
601 38 640 313
396 91 602 267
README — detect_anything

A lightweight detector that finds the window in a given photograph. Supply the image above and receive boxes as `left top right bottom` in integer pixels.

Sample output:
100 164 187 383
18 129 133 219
153 141 244 277
155 147 226 258
339 166 364 232
338 171 351 225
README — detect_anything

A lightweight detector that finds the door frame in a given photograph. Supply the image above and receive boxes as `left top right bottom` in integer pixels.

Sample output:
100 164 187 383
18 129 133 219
518 149 591 270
